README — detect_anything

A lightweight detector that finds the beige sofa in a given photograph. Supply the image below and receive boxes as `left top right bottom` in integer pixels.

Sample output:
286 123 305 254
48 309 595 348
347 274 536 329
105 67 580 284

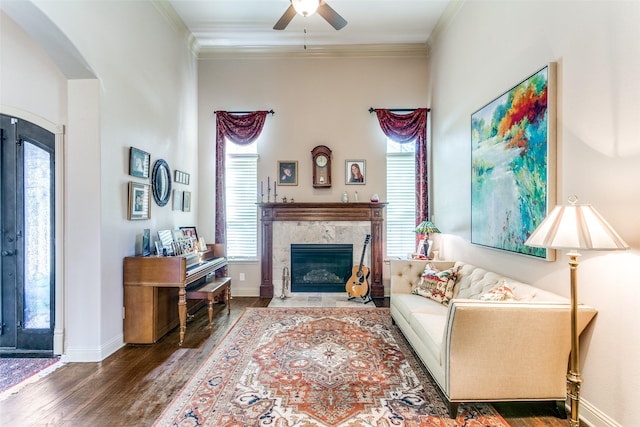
389 259 597 418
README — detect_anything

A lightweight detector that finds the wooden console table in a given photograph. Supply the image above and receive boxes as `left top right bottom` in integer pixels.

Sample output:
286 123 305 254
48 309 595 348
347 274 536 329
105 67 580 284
258 202 387 298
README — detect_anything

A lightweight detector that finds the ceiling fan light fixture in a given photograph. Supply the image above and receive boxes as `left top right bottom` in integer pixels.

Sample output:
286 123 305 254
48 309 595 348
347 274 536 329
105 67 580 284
292 0 320 17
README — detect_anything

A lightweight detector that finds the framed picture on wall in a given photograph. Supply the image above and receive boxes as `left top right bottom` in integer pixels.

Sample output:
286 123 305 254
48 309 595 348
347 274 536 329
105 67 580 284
129 147 150 178
471 63 556 260
345 160 365 185
128 181 150 220
182 191 191 212
277 160 298 186
175 170 190 185
172 190 183 211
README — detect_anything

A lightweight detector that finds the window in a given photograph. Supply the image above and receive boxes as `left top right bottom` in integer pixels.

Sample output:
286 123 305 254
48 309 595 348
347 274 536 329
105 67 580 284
386 139 416 257
225 140 258 259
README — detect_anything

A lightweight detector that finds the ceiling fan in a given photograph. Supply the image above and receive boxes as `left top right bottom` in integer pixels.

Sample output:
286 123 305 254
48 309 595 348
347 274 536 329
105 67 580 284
273 0 348 31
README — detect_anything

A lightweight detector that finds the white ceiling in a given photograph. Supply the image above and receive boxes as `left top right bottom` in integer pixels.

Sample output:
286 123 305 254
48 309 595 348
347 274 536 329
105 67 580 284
166 0 451 53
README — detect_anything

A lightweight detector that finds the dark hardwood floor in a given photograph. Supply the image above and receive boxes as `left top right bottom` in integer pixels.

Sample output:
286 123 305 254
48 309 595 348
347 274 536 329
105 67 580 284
0 297 569 426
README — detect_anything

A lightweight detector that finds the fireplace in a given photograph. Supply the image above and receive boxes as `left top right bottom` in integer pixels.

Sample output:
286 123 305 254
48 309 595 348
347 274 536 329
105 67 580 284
291 244 353 292
259 203 387 298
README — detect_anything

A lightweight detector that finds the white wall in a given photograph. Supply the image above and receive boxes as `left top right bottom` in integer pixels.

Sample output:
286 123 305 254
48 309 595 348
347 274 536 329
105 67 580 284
198 53 429 295
428 1 640 426
1 2 199 360
0 10 68 122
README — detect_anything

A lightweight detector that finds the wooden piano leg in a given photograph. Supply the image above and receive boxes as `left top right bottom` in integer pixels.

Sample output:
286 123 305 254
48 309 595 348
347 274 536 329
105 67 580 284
178 287 187 346
207 297 214 329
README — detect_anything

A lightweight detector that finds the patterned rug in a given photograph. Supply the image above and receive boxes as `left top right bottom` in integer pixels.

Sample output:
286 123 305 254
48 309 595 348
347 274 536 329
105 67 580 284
0 357 62 397
154 308 509 426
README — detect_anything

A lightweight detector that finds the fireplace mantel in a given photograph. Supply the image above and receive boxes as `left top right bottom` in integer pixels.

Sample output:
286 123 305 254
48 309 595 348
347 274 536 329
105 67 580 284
258 202 387 298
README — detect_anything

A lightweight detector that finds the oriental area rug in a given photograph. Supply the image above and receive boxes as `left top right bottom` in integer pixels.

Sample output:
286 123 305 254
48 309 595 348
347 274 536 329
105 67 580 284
154 308 508 427
0 357 62 399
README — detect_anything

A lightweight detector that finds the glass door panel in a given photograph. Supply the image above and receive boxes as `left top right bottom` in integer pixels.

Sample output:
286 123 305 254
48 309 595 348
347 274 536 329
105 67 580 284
24 142 52 330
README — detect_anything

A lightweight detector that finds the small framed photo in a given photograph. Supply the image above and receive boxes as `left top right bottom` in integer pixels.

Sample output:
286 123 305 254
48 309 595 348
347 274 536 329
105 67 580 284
128 181 151 220
129 147 150 178
180 226 198 240
345 160 366 185
172 190 183 210
182 191 191 212
277 160 298 186
174 170 190 185
142 228 151 256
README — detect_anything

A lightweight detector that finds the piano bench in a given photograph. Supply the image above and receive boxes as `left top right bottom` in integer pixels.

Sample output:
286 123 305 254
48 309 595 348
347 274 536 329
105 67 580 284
186 276 231 329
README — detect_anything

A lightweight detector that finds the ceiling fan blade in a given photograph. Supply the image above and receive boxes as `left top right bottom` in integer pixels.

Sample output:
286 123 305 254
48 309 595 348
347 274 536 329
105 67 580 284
317 1 347 30
273 4 297 30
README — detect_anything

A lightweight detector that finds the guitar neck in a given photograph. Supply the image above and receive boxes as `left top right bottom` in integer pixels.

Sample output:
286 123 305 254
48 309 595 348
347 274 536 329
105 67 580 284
356 236 371 272
357 248 366 269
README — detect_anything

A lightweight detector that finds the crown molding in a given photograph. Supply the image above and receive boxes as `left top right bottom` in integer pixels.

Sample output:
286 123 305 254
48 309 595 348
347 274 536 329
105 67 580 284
151 0 200 57
151 0 431 61
197 43 429 60
427 0 465 50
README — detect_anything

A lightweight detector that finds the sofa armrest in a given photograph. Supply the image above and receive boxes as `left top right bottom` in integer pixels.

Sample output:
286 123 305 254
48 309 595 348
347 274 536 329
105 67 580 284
390 259 456 294
443 299 597 401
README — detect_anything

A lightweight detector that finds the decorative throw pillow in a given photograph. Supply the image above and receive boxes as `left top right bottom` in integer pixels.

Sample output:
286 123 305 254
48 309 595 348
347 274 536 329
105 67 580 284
412 264 459 305
479 280 516 301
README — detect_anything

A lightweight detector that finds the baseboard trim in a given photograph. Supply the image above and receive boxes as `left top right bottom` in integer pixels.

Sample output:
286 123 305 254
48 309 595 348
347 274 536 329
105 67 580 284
580 398 622 427
61 334 124 362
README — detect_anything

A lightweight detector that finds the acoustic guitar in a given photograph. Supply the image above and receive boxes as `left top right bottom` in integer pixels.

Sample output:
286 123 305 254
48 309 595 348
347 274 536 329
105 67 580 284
346 234 371 298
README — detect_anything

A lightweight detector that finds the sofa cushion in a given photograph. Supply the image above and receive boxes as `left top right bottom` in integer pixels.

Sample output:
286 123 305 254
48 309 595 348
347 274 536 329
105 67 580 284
412 264 459 305
392 293 449 326
410 312 447 364
479 279 516 301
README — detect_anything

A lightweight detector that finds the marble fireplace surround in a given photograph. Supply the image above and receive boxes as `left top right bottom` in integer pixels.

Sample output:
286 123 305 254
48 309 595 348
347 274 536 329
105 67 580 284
275 222 369 295
258 203 387 298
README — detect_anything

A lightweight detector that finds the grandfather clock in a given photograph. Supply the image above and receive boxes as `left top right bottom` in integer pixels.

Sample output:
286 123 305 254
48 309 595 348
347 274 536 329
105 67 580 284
311 145 332 188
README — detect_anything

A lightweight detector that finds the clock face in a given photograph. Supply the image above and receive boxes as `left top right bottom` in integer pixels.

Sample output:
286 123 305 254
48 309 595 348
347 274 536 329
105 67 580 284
315 155 328 167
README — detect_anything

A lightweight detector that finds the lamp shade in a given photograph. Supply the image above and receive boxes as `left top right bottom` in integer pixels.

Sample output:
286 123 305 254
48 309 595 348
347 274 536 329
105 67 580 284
292 0 320 16
415 220 440 235
525 196 629 251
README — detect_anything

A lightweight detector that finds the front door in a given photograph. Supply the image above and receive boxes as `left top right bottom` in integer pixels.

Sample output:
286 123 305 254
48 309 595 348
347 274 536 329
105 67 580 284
0 114 55 355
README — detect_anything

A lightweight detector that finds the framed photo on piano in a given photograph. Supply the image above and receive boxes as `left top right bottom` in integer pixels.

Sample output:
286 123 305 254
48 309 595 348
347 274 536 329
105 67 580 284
180 226 198 240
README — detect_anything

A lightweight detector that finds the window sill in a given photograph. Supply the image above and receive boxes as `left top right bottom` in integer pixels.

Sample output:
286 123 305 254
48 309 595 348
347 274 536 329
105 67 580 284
227 257 259 264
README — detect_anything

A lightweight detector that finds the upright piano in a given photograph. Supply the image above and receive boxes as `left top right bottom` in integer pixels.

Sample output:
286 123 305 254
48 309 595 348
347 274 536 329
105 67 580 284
123 244 227 345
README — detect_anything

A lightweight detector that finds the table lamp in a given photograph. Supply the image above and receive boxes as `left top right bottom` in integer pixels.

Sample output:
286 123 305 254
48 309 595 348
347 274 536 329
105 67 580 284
525 195 628 426
414 220 440 258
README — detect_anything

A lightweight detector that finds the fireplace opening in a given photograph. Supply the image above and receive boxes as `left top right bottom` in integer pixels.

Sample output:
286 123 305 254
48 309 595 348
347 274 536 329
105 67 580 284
290 244 353 292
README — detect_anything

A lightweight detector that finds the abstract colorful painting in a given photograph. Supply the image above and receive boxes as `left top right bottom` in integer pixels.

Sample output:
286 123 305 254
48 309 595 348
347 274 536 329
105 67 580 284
471 64 556 259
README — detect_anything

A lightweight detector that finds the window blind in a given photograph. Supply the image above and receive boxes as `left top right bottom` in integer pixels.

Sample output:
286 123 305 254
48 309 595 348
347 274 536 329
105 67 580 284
225 153 258 259
386 152 416 257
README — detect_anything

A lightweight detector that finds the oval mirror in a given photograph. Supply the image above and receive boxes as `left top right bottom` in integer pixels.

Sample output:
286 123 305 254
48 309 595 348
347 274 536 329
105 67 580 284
151 159 172 206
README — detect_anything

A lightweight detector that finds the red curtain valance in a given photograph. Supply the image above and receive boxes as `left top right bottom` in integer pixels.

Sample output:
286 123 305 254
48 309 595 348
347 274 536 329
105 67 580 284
375 108 428 144
215 110 268 146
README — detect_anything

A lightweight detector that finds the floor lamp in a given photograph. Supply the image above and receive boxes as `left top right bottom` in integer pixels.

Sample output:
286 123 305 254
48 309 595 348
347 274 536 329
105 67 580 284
525 196 629 427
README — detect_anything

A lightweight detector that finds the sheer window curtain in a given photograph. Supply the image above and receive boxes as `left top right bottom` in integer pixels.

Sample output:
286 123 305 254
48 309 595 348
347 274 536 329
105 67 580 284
215 111 268 246
374 108 429 225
